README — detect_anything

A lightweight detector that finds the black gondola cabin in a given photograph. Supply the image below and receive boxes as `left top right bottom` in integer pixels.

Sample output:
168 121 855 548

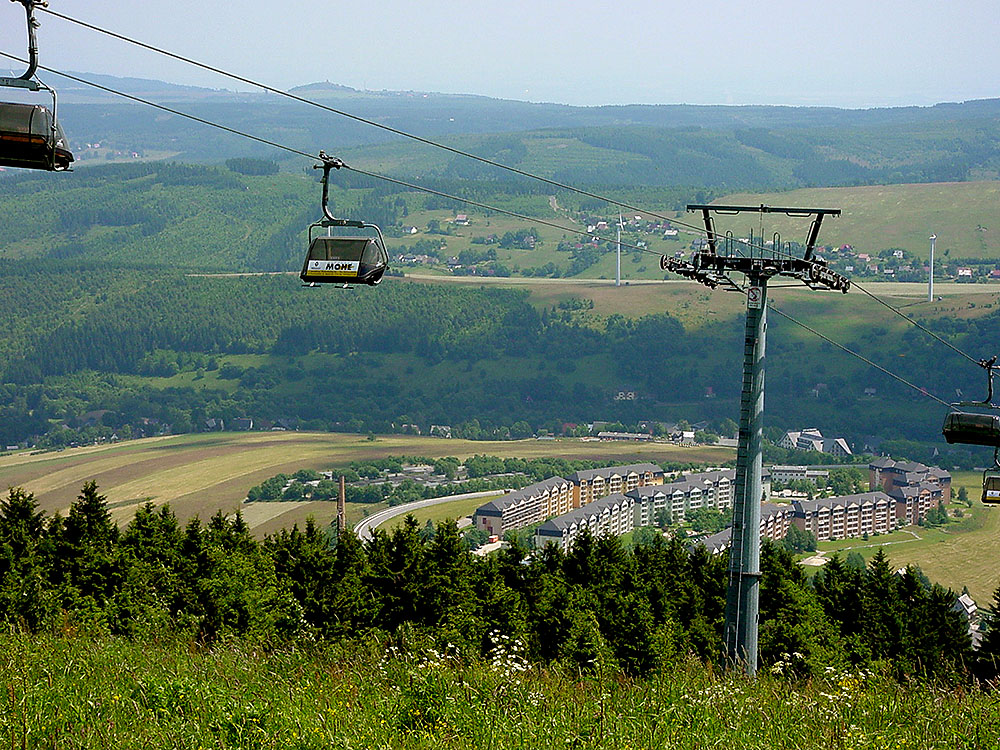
0 102 73 171
942 411 1000 447
300 235 387 286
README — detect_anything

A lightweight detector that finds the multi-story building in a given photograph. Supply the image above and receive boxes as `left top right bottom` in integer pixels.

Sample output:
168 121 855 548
869 458 951 503
793 491 894 541
778 429 852 457
628 468 735 526
565 463 663 508
534 492 636 551
473 476 572 537
695 501 795 554
770 465 830 486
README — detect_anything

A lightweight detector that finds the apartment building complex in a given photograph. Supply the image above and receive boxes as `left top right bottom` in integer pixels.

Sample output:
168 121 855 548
696 502 795 555
778 428 852 457
628 469 735 527
565 463 664 508
869 458 951 514
534 492 636 551
770 465 830 485
793 491 894 541
473 476 573 537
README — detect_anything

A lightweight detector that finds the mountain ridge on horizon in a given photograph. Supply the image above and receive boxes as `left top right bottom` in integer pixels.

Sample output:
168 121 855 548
46 70 999 116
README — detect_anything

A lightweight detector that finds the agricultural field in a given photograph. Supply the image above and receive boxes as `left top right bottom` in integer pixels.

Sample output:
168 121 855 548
0 431 731 534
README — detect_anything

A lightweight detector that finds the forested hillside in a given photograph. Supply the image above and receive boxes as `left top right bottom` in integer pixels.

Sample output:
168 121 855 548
1 253 997 468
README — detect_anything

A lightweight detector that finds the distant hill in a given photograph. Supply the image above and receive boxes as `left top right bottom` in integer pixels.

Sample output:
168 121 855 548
33 71 1000 190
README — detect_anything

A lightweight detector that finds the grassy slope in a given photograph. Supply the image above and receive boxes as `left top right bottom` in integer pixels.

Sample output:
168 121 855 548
0 432 731 533
1 633 994 750
715 181 1000 260
374 493 505 534
814 470 1000 603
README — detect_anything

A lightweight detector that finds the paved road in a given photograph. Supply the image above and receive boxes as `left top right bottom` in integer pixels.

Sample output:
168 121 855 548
353 489 506 542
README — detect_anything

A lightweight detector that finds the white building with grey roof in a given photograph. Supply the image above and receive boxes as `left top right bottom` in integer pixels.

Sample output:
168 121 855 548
534 492 636 551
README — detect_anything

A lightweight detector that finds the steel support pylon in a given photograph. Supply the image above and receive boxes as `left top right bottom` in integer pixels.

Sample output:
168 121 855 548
723 273 767 675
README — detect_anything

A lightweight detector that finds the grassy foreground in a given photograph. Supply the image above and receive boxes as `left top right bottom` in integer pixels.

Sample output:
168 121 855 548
1 633 997 750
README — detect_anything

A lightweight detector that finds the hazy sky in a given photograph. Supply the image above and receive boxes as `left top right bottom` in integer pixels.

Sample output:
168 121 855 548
1 0 997 108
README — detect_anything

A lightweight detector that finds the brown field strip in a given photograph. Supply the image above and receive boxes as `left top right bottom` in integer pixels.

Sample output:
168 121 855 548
0 432 731 534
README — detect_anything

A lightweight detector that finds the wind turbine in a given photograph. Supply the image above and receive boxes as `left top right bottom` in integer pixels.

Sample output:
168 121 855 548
616 213 624 287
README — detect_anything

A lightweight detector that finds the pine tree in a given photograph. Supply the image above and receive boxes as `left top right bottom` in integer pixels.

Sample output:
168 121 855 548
978 584 1000 680
53 481 122 620
0 487 53 629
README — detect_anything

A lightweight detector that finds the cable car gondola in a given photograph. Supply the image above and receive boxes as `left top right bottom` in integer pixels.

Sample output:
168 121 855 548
0 0 73 172
941 356 1000 505
300 152 387 287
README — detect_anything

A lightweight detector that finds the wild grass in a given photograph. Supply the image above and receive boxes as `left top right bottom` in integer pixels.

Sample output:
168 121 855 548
1 632 996 749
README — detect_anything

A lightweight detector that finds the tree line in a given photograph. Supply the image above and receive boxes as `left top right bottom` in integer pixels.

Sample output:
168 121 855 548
1 483 997 682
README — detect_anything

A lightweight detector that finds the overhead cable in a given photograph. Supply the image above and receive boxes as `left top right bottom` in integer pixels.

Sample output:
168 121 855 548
766 302 952 408
19 11 999 369
0 52 663 260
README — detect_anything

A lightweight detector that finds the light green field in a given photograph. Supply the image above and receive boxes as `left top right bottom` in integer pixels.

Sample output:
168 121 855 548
816 471 1000 604
0 432 730 534
715 181 1000 260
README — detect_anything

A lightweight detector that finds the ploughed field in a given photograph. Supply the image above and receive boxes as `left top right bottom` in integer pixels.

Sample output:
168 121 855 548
0 431 732 533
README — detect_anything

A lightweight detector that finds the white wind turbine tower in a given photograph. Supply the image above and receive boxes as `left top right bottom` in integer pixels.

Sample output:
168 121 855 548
616 213 625 287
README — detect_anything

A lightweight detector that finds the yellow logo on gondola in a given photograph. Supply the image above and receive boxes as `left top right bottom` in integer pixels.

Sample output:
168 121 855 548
307 260 360 277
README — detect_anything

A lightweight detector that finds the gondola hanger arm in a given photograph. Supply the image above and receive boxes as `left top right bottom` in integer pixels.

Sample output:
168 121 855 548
0 0 45 87
314 151 363 226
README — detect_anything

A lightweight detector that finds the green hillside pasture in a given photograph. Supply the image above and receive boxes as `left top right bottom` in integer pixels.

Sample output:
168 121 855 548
2 633 994 749
341 132 646 183
402 273 1000 333
815 471 1000 604
375 493 504 534
0 432 731 533
716 181 1000 260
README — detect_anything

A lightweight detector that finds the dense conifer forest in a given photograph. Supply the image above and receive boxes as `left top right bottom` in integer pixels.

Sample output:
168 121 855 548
2 483 997 682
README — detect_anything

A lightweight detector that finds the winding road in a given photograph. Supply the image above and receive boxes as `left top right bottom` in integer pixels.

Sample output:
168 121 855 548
353 489 506 542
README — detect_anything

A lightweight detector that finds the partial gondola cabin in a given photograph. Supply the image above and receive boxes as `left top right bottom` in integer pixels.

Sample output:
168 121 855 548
0 102 73 171
300 236 387 286
941 411 1000 447
982 474 1000 505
